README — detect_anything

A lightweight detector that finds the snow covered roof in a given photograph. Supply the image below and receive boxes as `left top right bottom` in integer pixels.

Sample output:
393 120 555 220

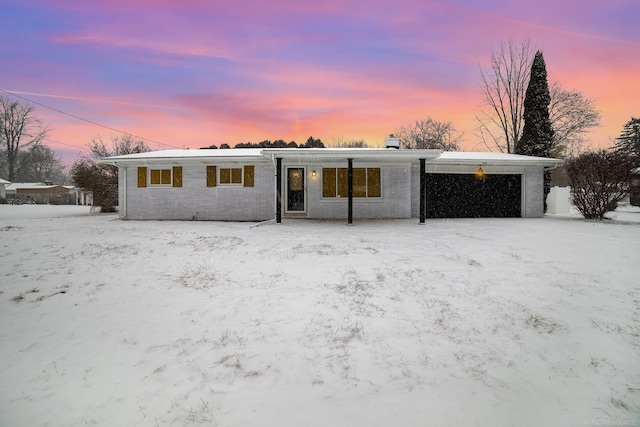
432 151 563 167
6 182 62 191
0 178 10 185
261 148 443 162
101 148 563 167
102 148 265 164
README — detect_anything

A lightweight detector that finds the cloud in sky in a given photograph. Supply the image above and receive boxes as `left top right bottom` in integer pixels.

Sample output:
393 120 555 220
1 0 638 161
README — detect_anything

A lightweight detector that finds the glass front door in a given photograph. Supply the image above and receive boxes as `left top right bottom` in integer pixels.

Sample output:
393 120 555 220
286 167 305 212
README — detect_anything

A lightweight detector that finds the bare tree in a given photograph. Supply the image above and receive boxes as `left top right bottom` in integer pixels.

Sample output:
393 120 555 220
89 134 150 158
476 38 601 157
71 135 150 211
14 144 66 183
395 117 462 150
328 137 372 148
476 38 533 153
566 150 631 220
0 96 48 181
549 82 601 158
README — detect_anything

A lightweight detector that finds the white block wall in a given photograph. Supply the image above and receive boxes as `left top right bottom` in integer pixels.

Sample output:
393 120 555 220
410 165 421 218
120 164 275 221
299 164 412 219
523 168 544 218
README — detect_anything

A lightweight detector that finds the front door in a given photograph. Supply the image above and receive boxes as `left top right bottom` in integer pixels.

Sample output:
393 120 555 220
286 167 305 212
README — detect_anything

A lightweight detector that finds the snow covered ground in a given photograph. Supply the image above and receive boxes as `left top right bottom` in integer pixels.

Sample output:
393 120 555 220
1 204 639 427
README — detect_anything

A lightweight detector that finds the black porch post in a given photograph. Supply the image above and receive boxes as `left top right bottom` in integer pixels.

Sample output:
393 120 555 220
419 158 426 224
347 158 353 225
276 157 282 223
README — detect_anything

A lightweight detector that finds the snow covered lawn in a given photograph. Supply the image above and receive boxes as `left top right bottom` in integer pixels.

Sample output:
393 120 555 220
1 205 639 426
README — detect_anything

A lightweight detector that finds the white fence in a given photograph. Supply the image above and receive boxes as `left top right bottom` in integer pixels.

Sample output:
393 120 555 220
546 186 571 214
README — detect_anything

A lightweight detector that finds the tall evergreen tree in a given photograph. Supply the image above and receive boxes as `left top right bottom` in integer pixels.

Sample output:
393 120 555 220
477 39 600 156
516 51 554 210
613 117 640 167
516 51 554 156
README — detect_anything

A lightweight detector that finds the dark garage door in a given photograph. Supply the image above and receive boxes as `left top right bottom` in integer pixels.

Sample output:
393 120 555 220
426 173 521 218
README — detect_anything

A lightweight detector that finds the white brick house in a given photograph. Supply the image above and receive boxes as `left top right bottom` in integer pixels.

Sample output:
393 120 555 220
101 147 562 223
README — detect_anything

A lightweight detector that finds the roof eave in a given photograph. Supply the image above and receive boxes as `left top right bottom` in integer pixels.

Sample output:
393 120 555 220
100 154 268 166
429 158 564 167
261 148 443 161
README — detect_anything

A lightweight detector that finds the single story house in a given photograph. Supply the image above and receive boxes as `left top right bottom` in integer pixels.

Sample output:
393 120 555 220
101 143 563 223
5 182 77 205
6 182 71 195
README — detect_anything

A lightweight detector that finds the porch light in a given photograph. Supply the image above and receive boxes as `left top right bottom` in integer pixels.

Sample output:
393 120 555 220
311 170 317 177
475 166 485 180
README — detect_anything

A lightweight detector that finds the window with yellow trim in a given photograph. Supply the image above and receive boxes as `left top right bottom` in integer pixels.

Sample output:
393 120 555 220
147 167 182 187
219 167 242 184
322 167 381 198
210 165 254 187
150 168 172 186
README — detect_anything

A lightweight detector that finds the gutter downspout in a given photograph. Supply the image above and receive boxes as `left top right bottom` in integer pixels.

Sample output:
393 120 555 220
270 153 277 223
347 158 353 225
276 157 282 224
121 165 127 219
419 158 426 224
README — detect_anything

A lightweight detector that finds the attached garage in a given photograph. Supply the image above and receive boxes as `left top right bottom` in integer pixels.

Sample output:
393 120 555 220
425 173 521 218
422 152 562 219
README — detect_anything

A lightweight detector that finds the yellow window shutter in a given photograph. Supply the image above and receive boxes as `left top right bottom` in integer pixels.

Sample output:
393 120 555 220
244 165 254 187
137 167 147 187
172 166 182 187
207 166 217 187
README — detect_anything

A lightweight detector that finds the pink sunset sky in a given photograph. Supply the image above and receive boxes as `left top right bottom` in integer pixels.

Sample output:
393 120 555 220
1 0 638 164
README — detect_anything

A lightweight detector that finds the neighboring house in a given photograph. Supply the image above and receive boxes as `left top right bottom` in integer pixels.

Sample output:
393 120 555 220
5 182 75 204
101 142 563 223
6 182 71 195
0 178 10 199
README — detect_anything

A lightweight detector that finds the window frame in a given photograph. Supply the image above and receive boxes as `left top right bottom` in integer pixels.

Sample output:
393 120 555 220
148 167 174 187
321 166 382 199
219 167 243 185
209 165 254 187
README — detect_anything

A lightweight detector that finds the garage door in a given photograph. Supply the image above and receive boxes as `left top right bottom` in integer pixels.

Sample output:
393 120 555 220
425 173 521 218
